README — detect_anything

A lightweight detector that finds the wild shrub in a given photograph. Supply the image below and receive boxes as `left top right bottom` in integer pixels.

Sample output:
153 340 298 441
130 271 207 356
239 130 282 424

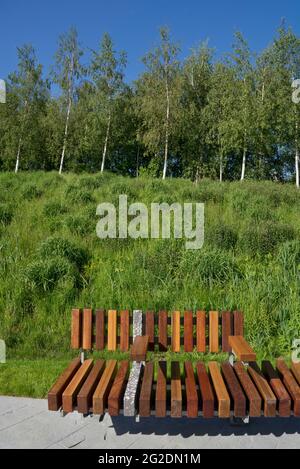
65 185 95 204
206 223 238 250
37 236 89 270
43 200 68 217
23 257 78 292
239 221 295 256
22 183 43 200
65 214 92 236
0 204 13 225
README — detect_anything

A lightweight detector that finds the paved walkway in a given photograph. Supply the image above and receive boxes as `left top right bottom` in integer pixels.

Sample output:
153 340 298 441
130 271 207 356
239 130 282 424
0 396 299 449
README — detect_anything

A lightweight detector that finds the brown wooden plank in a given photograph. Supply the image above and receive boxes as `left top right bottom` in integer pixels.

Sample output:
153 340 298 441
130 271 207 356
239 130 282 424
130 335 149 362
145 311 155 351
209 311 219 353
172 311 181 352
233 311 244 336
82 308 92 350
171 362 182 417
107 310 117 351
262 361 291 417
208 361 230 417
120 310 129 351
62 359 94 413
93 360 117 414
222 311 232 353
158 310 168 351
196 362 214 418
248 362 276 417
184 310 194 352
155 361 167 417
185 361 198 418
276 357 300 417
221 362 246 417
48 357 81 411
71 309 82 349
233 361 262 417
95 309 105 350
196 311 206 353
139 362 154 417
108 360 129 416
291 361 300 386
77 360 105 414
228 336 256 362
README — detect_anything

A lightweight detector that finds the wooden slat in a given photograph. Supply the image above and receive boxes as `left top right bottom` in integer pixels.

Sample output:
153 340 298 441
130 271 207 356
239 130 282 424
248 362 276 417
208 361 230 417
172 311 181 352
130 335 149 362
62 359 94 413
93 360 117 414
233 361 262 417
171 362 182 417
233 311 244 336
139 362 154 417
262 361 291 417
145 311 155 351
209 311 219 353
196 311 206 353
48 357 81 411
120 310 129 351
108 360 129 416
196 362 214 418
185 362 198 418
77 360 105 414
291 361 300 386
82 308 92 350
228 336 256 362
107 310 117 351
184 311 194 352
158 310 168 351
155 361 167 418
95 309 105 350
221 311 232 352
276 357 300 417
71 309 82 349
221 362 246 417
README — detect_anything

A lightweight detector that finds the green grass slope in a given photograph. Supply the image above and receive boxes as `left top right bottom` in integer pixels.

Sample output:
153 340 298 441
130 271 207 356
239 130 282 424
0 171 299 396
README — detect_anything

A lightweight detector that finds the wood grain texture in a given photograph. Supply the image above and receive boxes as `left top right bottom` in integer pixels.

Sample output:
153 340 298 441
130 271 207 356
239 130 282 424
139 362 154 417
233 311 244 336
77 360 105 414
145 311 155 351
172 311 181 352
155 361 167 418
221 311 232 352
185 361 198 418
208 361 230 418
233 361 262 417
48 357 81 411
276 357 300 417
171 362 182 417
93 360 117 414
184 311 194 352
291 361 300 386
120 310 129 351
209 311 219 353
196 362 214 418
62 359 94 413
262 361 291 417
71 309 82 349
130 335 149 362
158 310 168 351
95 309 105 350
228 336 256 362
196 311 206 353
221 362 246 417
248 362 276 417
108 360 129 416
107 310 117 351
82 308 92 350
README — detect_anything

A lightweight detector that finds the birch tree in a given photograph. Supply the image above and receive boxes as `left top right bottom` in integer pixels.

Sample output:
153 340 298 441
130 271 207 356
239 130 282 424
51 27 83 174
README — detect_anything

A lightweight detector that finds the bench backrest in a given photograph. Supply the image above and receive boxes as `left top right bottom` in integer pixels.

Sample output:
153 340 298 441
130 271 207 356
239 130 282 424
71 309 244 353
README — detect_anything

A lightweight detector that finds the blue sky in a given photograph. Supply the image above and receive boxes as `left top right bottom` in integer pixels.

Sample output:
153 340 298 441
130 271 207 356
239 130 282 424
1 0 299 87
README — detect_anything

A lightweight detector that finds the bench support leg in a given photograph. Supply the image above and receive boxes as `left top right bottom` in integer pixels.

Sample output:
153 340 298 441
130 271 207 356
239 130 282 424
230 415 250 425
80 351 85 364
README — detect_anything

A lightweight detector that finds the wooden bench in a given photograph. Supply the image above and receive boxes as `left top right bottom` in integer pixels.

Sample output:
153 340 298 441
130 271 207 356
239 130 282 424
48 308 299 420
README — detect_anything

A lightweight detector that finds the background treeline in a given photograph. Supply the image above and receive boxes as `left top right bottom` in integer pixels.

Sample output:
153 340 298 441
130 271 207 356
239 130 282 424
0 23 300 185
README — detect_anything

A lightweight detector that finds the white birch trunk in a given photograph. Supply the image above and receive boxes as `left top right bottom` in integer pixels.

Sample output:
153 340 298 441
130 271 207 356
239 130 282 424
15 137 22 173
101 110 111 173
162 76 170 180
59 54 74 175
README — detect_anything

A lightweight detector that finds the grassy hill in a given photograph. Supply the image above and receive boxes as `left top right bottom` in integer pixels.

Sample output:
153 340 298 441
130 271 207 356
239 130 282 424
0 171 300 397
